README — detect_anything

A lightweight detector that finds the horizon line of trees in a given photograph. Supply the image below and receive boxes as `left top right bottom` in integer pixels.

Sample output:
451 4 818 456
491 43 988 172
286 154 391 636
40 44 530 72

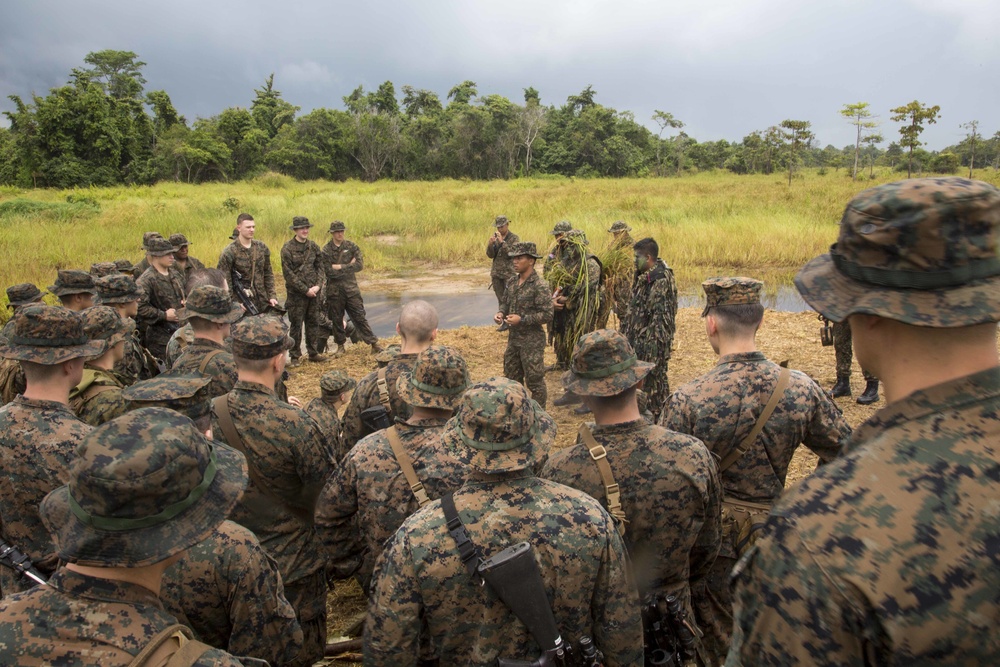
1 50 997 189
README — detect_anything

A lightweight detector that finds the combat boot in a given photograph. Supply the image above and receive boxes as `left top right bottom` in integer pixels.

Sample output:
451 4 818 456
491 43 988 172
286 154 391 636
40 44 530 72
574 403 592 415
857 380 880 405
371 342 385 354
831 374 851 398
552 391 583 407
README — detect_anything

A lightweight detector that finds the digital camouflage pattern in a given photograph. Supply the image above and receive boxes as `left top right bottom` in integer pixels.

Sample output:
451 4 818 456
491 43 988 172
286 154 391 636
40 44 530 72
700 275 762 316
0 396 91 594
500 256 552 407
114 327 158 387
47 269 97 297
0 568 244 666
320 368 356 395
178 285 242 324
486 222 520 307
832 319 876 381
95 273 141 305
305 395 349 462
550 220 573 235
315 414 467 589
6 282 45 307
396 345 470 411
561 329 654 398
113 258 133 274
365 474 644 666
374 343 401 367
281 234 328 359
322 235 378 346
70 365 128 427
172 339 239 399
341 353 419 449
162 519 304 666
122 369 213 423
623 258 677 420
217 238 278 314
230 314 294 360
0 304 105 364
728 367 1000 665
136 264 185 359
90 261 118 278
165 321 197 367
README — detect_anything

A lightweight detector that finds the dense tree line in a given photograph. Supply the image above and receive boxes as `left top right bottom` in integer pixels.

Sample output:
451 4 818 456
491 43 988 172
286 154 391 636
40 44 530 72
1 51 997 188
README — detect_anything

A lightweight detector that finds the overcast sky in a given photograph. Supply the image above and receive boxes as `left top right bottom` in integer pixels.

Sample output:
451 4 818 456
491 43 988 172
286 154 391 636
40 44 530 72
1 0 996 149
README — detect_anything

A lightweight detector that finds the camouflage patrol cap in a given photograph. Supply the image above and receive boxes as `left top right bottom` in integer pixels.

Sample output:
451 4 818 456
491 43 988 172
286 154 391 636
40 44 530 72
562 329 654 397
328 220 346 233
290 216 313 230
441 377 556 474
48 270 97 297
114 258 134 274
178 285 242 324
230 315 294 360
146 237 176 257
5 283 45 308
494 215 510 228
90 262 118 278
550 220 573 235
374 343 401 367
0 304 106 364
507 241 543 259
169 233 191 249
701 276 764 317
141 232 163 249
796 177 1000 327
95 274 141 305
122 369 214 423
608 220 632 233
40 407 247 568
397 345 470 411
320 369 356 396
80 306 131 348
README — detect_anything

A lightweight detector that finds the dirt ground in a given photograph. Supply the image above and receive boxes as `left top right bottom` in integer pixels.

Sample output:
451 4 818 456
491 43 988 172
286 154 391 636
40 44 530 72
292 306 883 664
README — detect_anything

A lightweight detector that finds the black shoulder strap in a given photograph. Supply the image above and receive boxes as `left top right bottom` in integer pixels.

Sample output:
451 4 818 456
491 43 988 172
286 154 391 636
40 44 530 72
441 493 483 581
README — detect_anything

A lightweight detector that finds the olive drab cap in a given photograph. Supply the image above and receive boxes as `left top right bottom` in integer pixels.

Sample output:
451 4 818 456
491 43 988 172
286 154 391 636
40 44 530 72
114 258 134 274
701 276 764 317
122 369 215 422
39 407 247 567
141 231 163 249
328 220 346 233
230 315 295 360
169 233 192 249
80 306 131 348
95 274 141 305
89 262 118 278
48 270 97 297
795 177 1000 327
320 369 356 396
507 242 543 259
0 304 106 364
562 329 655 397
146 237 176 257
550 220 573 235
441 377 556 474
290 216 313 230
494 215 510 228
5 283 45 308
608 220 632 233
178 285 242 324
396 345 470 411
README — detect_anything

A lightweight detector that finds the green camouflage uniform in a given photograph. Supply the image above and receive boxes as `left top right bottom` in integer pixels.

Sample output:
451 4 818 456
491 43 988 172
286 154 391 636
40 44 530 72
169 233 206 286
365 378 644 666
70 365 128 426
136 263 185 360
0 287 31 401
485 215 520 308
321 222 378 346
281 219 328 359
341 352 419 450
217 238 278 314
832 319 877 381
729 178 1000 665
96 273 157 386
162 519 304 666
172 340 238 399
304 370 356 463
500 242 553 407
623 258 677 421
165 322 196 367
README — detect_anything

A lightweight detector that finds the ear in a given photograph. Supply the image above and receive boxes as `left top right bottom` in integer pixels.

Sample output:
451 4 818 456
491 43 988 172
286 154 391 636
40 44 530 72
395 322 401 337
705 314 719 337
429 328 439 341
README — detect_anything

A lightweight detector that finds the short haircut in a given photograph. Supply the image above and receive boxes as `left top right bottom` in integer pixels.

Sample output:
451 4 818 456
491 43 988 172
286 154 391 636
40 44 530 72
185 268 226 296
236 213 254 225
398 300 439 343
21 359 70 381
233 356 276 374
710 303 765 336
189 317 220 334
633 237 659 259
588 384 638 410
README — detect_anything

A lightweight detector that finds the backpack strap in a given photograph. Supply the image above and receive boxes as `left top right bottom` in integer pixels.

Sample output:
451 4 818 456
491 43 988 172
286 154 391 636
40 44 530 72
579 424 627 536
441 492 483 582
386 426 431 508
376 367 391 411
718 367 791 473
198 348 224 374
127 624 211 667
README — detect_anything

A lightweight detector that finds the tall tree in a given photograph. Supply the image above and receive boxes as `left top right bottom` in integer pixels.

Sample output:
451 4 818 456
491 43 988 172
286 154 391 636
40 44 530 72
889 100 941 178
840 102 877 180
83 50 147 99
251 74 299 139
779 119 813 186
446 81 478 107
861 132 883 178
652 110 683 176
401 86 442 117
960 120 979 178
519 99 546 177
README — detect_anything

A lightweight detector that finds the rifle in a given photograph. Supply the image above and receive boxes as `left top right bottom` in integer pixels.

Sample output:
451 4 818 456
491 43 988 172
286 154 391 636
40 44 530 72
642 594 698 667
231 269 260 316
0 536 48 587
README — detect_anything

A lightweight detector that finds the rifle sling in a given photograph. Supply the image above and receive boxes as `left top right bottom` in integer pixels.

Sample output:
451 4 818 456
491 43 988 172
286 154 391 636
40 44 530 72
718 367 791 473
386 426 431 508
212 395 311 524
441 493 482 581
198 349 224 375
376 367 391 411
578 424 627 536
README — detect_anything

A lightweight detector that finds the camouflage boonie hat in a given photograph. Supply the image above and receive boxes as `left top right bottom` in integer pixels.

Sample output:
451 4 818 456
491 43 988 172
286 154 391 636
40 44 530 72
122 370 214 423
328 220 346 233
441 377 556 474
114 258 134 274
507 242 543 259
320 369 356 396
0 304 106 364
95 274 141 305
6 283 45 308
397 345 470 411
230 315 294 360
608 220 632 233
90 262 118 278
701 276 764 317
48 270 97 297
80 306 131 348
796 177 1000 327
375 344 401 367
141 231 163 249
494 215 510 228
178 285 242 324
550 220 572 235
169 233 191 249
40 407 247 568
562 329 654 397
290 216 313 230
146 237 176 257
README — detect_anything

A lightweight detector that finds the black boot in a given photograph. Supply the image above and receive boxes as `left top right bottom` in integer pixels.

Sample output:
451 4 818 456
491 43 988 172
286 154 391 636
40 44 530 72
574 403 592 415
857 380 880 405
553 391 583 407
831 374 851 398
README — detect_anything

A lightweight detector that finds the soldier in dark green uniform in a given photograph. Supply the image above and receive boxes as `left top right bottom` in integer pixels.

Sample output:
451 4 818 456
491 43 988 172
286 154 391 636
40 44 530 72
217 213 278 314
131 231 163 280
169 233 206 285
96 273 158 386
172 285 242 399
0 284 45 404
136 237 185 361
485 214 520 309
69 306 130 426
281 216 328 364
321 220 382 355
305 369 356 463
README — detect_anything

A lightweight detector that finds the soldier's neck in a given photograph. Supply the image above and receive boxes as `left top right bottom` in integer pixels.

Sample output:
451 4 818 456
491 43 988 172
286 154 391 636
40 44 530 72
716 336 757 357
22 381 71 405
86 354 115 371
590 399 642 426
66 559 173 596
238 237 252 249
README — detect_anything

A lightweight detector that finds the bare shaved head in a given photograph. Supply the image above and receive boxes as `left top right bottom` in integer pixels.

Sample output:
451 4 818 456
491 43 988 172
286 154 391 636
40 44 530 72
397 300 439 344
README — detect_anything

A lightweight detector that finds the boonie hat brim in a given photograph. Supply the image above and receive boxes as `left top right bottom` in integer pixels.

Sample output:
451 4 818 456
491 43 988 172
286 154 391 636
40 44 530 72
0 338 107 365
561 358 655 397
442 399 555 474
177 301 243 324
396 371 464 411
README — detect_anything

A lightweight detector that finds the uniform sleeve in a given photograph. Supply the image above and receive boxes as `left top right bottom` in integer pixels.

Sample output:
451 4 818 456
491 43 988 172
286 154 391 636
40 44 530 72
314 456 365 579
688 450 723 585
486 237 499 259
281 244 310 295
802 381 853 465
262 245 277 301
498 277 512 314
311 243 325 285
520 279 553 327
293 410 338 508
592 518 645 667
217 245 233 274
136 274 165 323
659 390 694 433
347 242 364 274
364 531 423 667
340 386 367 451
